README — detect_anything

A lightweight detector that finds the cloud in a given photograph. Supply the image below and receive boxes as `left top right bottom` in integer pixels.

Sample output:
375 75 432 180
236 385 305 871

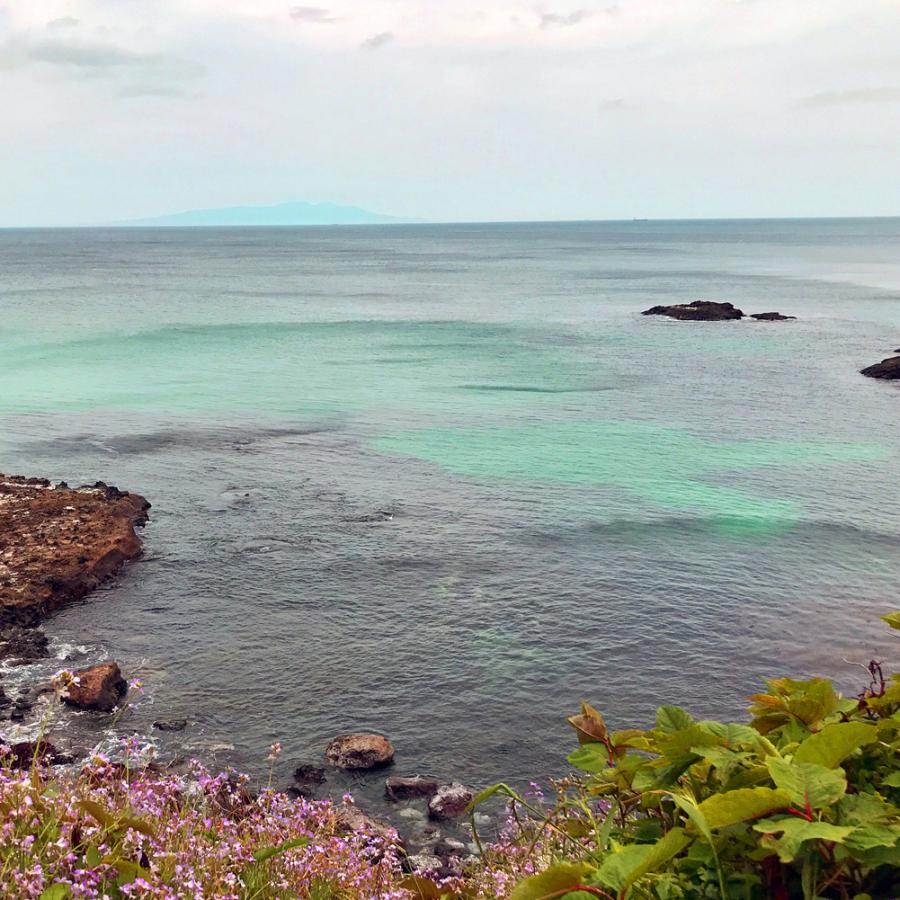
598 98 625 110
289 6 339 24
0 32 203 98
46 17 80 31
360 31 394 50
798 87 900 108
538 9 592 29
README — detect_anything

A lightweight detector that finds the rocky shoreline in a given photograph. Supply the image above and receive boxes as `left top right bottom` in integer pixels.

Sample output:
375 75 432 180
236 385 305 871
0 475 480 877
0 475 150 723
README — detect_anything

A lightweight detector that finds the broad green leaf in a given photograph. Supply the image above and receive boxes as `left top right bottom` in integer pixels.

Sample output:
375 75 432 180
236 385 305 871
766 758 847 809
121 815 156 837
669 794 713 845
596 845 653 891
39 886 71 900
567 744 610 774
697 787 793 829
103 855 151 884
882 772 900 788
752 817 854 863
622 827 692 891
84 845 103 868
656 706 694 734
632 754 697 791
794 722 877 768
509 862 589 900
658 724 721 756
567 701 608 745
881 612 900 630
252 836 309 863
844 824 900 851
701 722 762 749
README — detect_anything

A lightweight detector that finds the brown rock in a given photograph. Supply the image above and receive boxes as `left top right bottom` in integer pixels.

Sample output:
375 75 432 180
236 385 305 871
385 775 441 801
335 803 398 847
62 662 127 712
642 301 744 321
325 733 395 770
751 312 796 321
0 475 150 626
2 738 71 769
861 356 900 380
427 783 474 820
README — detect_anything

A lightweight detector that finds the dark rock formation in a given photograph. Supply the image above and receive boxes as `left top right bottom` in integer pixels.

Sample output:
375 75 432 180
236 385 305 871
385 775 441 802
1 738 73 769
0 475 150 625
0 624 49 665
861 356 900 380
325 733 395 770
294 763 326 784
153 718 188 732
62 662 127 712
427 783 474 820
751 312 796 321
642 301 744 321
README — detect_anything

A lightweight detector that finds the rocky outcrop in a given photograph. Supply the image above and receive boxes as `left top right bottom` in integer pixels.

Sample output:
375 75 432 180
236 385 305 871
335 803 398 848
642 301 744 321
325 733 395 770
2 739 73 769
861 356 900 380
751 312 796 321
62 662 127 712
385 775 441 802
0 624 49 665
153 718 188 732
0 475 150 625
427 783 474 820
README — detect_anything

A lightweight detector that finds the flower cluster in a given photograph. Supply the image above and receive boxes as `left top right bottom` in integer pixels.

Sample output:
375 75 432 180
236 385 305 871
0 747 412 899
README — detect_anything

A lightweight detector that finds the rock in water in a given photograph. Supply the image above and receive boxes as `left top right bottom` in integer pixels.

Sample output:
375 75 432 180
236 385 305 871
641 301 744 321
62 662 127 712
153 718 188 732
325 733 395 770
0 475 150 626
750 312 796 321
385 774 441 801
861 356 900 380
427 783 474 820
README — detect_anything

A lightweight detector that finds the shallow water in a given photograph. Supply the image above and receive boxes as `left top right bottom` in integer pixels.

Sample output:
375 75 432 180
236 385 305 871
1 220 899 815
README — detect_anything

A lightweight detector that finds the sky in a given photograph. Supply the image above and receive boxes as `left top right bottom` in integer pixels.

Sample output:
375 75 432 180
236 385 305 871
1 0 899 225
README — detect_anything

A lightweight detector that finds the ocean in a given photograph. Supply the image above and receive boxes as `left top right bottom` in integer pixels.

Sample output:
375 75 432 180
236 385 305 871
1 219 899 815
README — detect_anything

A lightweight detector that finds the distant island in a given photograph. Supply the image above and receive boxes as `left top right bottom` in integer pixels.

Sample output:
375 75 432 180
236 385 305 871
124 200 418 227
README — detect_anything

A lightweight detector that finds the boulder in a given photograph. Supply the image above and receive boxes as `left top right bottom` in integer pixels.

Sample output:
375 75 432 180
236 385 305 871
62 662 127 712
642 301 744 321
2 738 72 769
153 718 188 732
0 625 49 665
294 764 326 784
335 803 398 847
427 783 474 821
860 356 900 380
751 312 796 321
385 775 441 801
325 733 395 770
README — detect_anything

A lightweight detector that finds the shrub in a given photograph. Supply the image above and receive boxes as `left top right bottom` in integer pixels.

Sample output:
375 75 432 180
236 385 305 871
467 612 900 899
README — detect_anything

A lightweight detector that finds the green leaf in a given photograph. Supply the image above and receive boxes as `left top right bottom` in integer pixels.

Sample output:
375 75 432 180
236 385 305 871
252 836 309 863
766 757 847 809
656 706 694 734
881 612 900 630
669 794 713 845
597 845 654 891
622 827 692 891
39 886 71 900
882 772 900 788
697 787 793 829
102 855 151 884
509 862 589 900
567 744 610 774
844 824 900 851
752 817 854 863
121 815 156 837
794 722 878 768
84 845 103 868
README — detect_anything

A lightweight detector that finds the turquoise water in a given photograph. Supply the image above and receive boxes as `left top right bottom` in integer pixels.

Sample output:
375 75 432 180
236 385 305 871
1 220 899 805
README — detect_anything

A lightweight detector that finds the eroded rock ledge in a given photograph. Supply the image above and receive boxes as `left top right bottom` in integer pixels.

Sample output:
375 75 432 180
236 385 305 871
0 475 150 627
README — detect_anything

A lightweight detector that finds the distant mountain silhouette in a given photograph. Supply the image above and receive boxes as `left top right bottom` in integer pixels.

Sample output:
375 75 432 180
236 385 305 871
126 201 417 227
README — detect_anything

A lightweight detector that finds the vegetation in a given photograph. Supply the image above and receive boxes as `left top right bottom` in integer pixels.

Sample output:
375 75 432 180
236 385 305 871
2 614 898 898
466 612 900 900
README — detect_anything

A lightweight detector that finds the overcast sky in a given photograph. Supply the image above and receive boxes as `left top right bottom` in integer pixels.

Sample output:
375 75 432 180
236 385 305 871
1 0 899 225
